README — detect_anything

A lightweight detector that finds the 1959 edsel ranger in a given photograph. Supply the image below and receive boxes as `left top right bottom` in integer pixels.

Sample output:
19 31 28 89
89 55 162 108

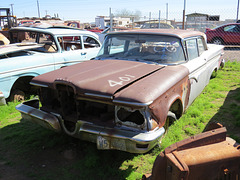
16 29 225 153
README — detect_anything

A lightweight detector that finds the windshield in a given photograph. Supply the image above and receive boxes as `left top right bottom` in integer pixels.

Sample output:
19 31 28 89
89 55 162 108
96 34 186 64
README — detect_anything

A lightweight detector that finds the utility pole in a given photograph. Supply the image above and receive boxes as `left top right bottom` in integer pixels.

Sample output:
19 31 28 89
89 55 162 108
149 12 151 27
182 0 186 29
110 7 112 32
10 4 14 16
158 10 161 29
237 0 240 21
166 3 168 21
37 0 40 18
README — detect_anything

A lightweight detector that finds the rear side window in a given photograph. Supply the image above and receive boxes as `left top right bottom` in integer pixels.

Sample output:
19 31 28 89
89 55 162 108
83 36 100 48
197 38 205 55
58 36 82 51
185 39 198 60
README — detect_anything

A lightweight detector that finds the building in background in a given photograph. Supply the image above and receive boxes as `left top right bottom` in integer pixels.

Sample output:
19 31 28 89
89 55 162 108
95 16 131 29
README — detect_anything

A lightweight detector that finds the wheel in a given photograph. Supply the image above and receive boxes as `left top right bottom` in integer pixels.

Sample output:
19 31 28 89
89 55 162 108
212 38 223 45
210 69 217 79
159 111 177 143
9 89 25 102
164 111 177 130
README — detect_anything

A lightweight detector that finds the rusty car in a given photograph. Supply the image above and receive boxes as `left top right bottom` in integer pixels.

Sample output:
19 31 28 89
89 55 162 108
16 29 225 153
0 26 101 105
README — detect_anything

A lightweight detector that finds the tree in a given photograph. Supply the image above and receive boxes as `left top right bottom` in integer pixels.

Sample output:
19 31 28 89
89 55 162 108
115 9 142 21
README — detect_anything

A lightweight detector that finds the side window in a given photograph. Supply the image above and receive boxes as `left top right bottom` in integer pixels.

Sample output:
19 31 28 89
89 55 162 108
39 33 57 53
83 36 100 48
185 39 198 60
224 25 236 32
58 36 82 51
197 38 205 55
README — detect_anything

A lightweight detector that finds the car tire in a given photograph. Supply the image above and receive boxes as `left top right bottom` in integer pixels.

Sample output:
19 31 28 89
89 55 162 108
164 111 177 130
10 89 25 102
210 69 218 79
159 111 177 143
212 38 224 45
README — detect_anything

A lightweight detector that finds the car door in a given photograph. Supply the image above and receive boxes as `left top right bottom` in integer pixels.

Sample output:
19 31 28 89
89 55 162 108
53 35 100 68
53 35 88 68
83 35 101 60
223 24 240 44
182 37 208 107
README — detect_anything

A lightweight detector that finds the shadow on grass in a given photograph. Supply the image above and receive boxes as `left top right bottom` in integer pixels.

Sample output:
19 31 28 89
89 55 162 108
0 118 136 180
205 87 240 142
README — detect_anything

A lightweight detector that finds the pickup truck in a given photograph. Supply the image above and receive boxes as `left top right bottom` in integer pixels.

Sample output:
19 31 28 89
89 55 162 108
0 26 101 105
16 29 225 153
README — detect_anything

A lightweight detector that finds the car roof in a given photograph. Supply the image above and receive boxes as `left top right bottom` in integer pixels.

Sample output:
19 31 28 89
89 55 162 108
108 29 205 39
9 26 99 38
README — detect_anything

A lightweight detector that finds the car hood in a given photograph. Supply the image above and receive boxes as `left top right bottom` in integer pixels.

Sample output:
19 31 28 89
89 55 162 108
32 59 189 106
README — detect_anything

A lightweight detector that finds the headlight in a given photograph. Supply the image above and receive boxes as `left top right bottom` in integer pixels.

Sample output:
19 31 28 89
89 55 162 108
115 106 146 129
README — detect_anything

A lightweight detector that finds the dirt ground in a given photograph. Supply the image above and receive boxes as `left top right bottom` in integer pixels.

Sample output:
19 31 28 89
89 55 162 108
223 47 240 62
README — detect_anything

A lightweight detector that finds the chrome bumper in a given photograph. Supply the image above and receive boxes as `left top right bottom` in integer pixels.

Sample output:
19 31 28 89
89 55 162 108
16 99 165 153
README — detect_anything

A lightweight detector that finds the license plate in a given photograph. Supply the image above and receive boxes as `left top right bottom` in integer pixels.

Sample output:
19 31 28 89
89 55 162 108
97 136 110 149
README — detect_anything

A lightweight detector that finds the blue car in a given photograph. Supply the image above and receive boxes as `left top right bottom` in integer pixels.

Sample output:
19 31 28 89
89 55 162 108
0 26 101 105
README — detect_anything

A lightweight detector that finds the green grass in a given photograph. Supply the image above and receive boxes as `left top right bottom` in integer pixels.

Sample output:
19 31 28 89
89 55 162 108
0 61 240 180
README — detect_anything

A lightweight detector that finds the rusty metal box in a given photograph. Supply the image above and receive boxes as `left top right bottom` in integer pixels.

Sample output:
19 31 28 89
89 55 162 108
148 127 240 180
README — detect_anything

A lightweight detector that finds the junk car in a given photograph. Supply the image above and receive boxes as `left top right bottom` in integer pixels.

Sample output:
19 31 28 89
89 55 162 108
0 26 101 105
16 29 224 153
205 23 240 45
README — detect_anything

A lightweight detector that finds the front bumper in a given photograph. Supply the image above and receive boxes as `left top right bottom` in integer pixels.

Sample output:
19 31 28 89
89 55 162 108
16 99 165 153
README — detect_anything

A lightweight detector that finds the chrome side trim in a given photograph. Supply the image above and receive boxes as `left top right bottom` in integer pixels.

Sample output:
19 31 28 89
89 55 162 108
30 82 49 87
112 99 153 107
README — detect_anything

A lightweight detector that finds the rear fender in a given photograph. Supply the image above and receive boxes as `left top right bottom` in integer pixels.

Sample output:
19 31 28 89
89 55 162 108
1 72 39 98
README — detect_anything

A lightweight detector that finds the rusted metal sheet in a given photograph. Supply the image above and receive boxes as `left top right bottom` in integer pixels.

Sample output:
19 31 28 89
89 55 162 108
145 126 240 180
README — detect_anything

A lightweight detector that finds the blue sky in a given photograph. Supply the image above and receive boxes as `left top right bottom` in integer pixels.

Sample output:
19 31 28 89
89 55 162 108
1 0 239 22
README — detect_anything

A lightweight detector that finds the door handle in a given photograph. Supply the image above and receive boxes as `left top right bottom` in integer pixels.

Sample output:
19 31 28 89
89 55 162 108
81 52 87 55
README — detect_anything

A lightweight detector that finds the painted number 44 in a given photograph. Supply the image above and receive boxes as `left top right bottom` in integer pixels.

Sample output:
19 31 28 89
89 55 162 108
108 74 135 87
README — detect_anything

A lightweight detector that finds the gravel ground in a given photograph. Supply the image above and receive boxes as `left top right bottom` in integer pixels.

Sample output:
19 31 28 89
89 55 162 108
223 47 240 62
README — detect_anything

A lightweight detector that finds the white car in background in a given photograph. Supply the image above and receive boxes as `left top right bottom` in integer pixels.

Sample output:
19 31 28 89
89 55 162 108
0 26 101 105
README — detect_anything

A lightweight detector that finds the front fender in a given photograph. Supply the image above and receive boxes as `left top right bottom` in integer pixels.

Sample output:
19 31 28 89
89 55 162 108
148 76 190 127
